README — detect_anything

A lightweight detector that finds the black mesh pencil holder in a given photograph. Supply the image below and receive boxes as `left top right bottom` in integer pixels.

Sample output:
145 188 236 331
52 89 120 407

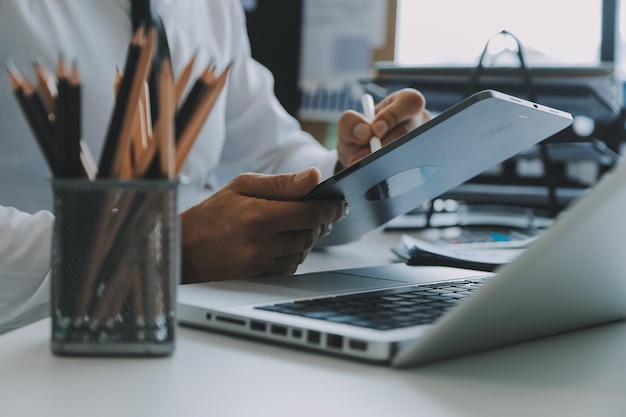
50 179 179 356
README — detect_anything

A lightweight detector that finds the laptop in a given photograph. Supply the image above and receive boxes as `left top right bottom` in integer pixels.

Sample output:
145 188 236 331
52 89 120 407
177 90 626 367
178 159 626 367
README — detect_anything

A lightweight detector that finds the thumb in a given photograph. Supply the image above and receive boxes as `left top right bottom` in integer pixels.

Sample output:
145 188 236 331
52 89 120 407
236 167 321 200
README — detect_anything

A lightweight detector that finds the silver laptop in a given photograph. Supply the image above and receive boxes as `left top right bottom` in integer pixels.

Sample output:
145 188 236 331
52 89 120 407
178 157 626 367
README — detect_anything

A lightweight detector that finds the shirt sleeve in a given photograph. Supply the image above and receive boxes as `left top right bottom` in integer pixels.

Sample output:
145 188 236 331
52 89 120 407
0 206 53 334
217 0 338 182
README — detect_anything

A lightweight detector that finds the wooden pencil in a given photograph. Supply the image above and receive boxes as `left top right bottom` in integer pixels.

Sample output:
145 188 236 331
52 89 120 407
7 63 56 172
174 64 214 142
131 267 146 329
98 28 143 177
76 189 136 318
67 61 82 178
131 81 150 166
109 27 156 179
174 51 197 106
98 27 150 178
79 140 98 179
54 56 70 176
142 79 153 139
156 58 175 179
132 133 157 178
113 68 143 179
175 64 230 174
33 59 57 115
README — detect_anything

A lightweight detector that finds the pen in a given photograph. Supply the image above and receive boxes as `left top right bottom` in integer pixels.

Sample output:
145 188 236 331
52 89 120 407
361 93 382 153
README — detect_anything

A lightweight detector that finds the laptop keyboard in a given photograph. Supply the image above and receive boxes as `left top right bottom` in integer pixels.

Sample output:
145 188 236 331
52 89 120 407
255 277 488 331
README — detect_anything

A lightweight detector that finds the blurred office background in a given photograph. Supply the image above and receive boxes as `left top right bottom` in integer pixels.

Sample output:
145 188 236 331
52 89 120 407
243 0 626 223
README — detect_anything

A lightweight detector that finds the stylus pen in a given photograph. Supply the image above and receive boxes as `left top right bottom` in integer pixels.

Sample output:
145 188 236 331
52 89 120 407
361 93 382 153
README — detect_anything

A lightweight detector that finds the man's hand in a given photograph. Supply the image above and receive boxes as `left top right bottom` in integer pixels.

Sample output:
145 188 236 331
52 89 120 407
180 167 347 283
336 88 431 169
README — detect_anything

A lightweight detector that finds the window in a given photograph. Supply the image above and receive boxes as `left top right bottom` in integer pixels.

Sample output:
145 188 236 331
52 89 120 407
395 0 604 67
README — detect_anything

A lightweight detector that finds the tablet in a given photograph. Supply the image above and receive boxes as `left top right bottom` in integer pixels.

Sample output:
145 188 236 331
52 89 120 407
307 90 573 246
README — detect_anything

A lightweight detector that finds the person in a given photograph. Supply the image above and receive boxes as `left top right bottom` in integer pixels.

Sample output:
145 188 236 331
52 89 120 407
0 207 53 333
0 0 429 333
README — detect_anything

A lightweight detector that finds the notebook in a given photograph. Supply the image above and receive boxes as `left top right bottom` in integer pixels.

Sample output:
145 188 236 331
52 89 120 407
304 89 572 246
178 156 626 367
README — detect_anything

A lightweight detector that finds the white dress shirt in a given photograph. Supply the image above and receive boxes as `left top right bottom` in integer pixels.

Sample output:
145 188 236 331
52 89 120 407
0 207 52 334
0 0 338 333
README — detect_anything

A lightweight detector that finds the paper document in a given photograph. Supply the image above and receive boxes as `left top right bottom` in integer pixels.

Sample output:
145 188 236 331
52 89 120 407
393 233 539 272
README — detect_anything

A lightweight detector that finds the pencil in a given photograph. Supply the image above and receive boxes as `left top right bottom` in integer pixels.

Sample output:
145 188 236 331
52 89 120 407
155 58 175 179
79 140 98 179
142 80 153 140
174 64 214 142
113 68 135 179
91 243 136 324
88 191 158 322
111 26 156 179
76 189 137 318
132 133 157 178
136 81 154 173
131 267 146 331
144 217 160 332
175 63 230 174
131 81 150 166
99 27 156 178
67 61 83 178
7 63 56 172
98 28 143 177
33 59 57 116
174 51 197 105
54 56 69 176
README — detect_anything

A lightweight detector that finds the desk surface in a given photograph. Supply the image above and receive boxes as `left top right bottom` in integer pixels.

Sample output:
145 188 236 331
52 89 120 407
2 229 626 417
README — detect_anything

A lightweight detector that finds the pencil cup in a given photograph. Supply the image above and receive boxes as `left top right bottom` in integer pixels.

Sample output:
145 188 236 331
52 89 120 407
50 179 179 356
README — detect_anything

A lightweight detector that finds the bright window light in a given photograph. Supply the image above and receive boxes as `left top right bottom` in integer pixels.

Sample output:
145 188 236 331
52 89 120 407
395 0 603 67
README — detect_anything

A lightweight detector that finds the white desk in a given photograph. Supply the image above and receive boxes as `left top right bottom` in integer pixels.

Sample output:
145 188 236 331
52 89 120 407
2 229 626 417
